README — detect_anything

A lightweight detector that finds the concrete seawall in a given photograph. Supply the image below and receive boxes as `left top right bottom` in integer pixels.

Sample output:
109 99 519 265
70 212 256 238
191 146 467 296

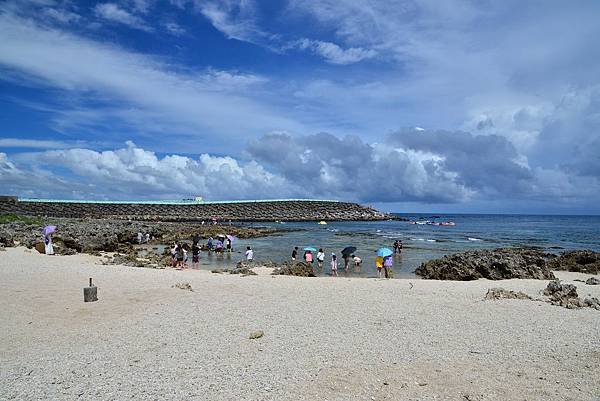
0 197 391 221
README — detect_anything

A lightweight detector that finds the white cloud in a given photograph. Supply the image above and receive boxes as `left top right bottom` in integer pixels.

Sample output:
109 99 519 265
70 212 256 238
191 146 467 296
42 8 82 24
0 12 304 149
0 138 81 149
164 21 185 36
11 142 297 200
130 0 154 14
94 3 153 32
196 0 262 42
295 39 376 65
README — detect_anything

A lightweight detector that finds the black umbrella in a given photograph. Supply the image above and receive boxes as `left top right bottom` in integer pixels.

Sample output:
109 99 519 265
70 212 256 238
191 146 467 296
341 246 356 256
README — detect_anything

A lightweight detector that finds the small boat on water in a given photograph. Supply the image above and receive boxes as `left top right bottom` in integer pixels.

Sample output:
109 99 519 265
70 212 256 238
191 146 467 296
318 221 327 225
409 220 455 226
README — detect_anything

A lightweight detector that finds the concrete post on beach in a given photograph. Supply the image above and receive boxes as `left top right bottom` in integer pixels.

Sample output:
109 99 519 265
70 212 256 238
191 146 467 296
84 278 98 302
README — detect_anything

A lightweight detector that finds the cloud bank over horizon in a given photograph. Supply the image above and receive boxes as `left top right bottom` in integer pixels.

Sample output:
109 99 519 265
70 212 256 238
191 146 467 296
1 0 599 213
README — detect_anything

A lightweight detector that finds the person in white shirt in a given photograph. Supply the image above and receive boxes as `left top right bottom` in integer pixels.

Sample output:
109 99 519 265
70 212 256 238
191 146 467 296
316 248 325 268
245 246 254 261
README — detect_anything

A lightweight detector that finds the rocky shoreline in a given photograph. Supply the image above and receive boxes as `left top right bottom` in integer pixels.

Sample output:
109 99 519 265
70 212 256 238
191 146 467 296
415 248 600 280
0 217 282 257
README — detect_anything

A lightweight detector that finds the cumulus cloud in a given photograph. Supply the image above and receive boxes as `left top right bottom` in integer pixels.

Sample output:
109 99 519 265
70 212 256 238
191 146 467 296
9 142 297 200
0 152 78 198
2 130 599 211
294 39 376 65
94 3 153 32
245 132 473 203
387 128 533 197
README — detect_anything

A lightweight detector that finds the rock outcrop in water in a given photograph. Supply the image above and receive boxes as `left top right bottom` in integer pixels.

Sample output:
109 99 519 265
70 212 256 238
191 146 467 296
547 250 600 274
415 248 555 281
272 261 316 277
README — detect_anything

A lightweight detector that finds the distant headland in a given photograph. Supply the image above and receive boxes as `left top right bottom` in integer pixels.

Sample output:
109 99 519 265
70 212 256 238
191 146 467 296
0 195 393 222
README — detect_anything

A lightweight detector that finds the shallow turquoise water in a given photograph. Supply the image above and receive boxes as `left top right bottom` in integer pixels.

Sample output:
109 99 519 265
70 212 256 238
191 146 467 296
191 214 600 278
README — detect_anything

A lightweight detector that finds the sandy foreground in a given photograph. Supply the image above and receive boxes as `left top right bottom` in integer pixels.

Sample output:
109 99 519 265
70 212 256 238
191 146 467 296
1 248 599 401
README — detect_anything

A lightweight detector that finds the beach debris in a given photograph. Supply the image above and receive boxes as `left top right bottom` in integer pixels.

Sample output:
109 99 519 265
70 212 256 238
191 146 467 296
415 248 555 281
0 246 5 252
83 278 98 302
485 288 532 300
173 282 193 291
547 250 600 274
585 277 600 285
211 268 228 274
271 261 316 277
249 330 264 339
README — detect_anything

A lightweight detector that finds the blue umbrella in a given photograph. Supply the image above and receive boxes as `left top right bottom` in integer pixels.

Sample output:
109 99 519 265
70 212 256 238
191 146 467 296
377 247 393 257
303 247 317 252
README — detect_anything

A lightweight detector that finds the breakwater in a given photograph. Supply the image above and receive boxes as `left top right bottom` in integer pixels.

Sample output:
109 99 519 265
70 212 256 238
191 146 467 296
0 196 391 221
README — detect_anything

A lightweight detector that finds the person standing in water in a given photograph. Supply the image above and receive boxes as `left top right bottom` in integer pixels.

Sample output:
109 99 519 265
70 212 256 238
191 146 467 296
331 253 338 277
375 255 384 279
383 255 393 278
245 246 254 261
291 247 298 261
175 242 185 269
192 243 200 269
316 248 325 268
343 253 351 271
305 250 313 264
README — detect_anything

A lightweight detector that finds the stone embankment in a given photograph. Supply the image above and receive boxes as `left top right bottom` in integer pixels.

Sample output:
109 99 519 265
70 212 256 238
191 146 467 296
0 196 390 221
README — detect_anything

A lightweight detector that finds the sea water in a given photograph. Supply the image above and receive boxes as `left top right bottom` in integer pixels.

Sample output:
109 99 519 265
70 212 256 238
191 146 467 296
194 214 600 278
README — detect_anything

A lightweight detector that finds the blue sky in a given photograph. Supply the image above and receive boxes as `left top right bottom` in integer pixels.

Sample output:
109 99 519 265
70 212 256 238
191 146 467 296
0 0 599 214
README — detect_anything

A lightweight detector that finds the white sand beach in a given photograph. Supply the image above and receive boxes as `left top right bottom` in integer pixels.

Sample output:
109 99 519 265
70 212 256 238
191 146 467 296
1 247 599 401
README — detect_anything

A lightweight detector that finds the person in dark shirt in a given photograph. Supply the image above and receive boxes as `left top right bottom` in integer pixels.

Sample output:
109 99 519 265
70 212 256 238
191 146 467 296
291 246 298 260
192 244 200 269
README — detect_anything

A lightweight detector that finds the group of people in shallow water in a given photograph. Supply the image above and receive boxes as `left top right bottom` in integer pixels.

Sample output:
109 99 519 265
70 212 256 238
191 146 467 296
290 239 402 278
162 232 403 278
169 234 254 270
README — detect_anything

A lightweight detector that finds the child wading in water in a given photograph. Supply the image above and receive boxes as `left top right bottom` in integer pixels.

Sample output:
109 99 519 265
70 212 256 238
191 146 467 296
245 246 254 262
317 248 325 268
330 253 338 277
375 256 384 279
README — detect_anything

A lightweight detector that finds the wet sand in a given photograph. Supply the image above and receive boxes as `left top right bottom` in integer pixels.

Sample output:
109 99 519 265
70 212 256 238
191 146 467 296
1 247 599 400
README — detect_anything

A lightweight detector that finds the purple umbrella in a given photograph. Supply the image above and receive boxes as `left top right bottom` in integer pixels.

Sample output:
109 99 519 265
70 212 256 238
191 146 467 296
43 225 56 236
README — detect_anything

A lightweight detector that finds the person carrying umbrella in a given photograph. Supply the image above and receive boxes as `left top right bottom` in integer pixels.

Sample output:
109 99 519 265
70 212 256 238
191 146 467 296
226 235 236 253
376 247 393 279
341 246 356 271
43 225 56 255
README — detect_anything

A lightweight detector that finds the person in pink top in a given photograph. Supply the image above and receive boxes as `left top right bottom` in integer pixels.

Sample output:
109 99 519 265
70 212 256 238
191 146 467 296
304 250 314 264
